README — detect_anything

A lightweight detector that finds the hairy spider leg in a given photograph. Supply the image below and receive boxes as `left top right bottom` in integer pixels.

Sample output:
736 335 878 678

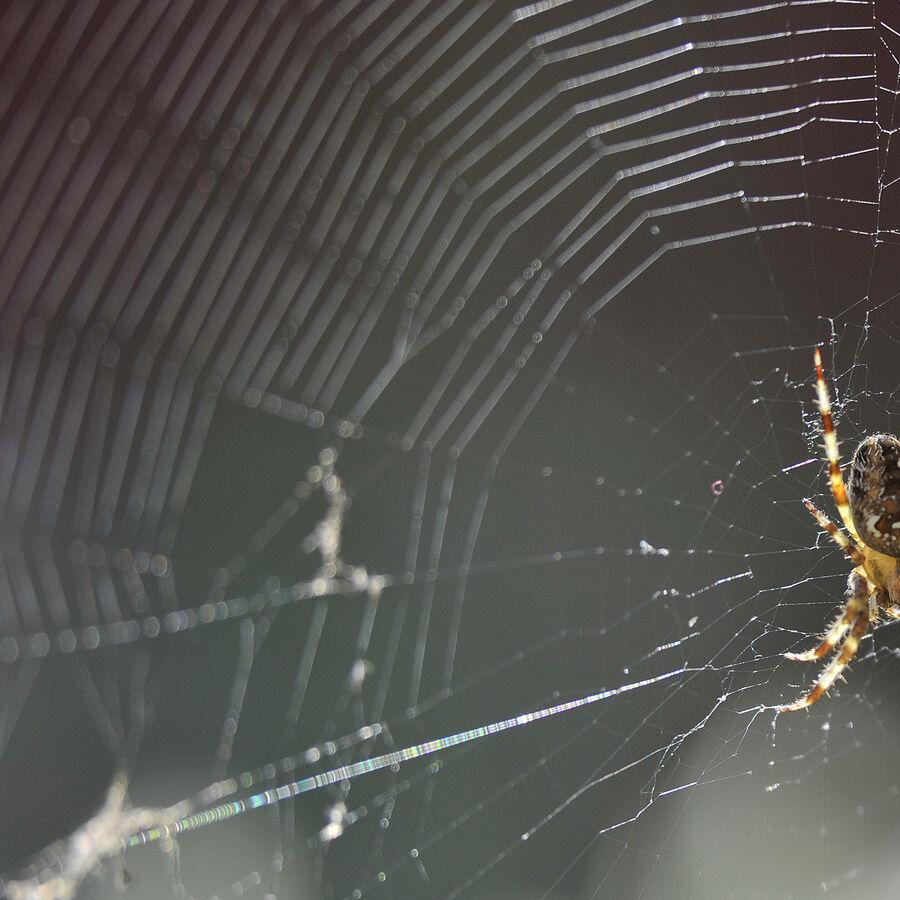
778 569 872 711
814 348 859 538
784 566 869 662
802 498 866 567
777 354 881 712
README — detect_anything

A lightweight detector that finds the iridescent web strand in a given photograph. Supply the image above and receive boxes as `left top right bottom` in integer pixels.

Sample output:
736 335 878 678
126 666 688 846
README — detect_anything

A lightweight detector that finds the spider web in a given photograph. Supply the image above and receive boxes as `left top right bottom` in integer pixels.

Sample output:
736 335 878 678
2 0 900 897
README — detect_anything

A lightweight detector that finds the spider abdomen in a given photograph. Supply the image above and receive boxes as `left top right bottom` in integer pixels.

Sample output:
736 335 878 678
848 433 900 558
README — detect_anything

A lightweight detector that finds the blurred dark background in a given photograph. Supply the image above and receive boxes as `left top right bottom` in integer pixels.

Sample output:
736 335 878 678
2 1 900 898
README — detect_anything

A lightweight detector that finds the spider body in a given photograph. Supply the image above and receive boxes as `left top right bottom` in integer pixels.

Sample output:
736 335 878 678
778 353 900 712
848 434 900 556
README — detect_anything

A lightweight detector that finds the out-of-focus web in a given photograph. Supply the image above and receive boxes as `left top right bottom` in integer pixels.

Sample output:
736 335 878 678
2 0 900 898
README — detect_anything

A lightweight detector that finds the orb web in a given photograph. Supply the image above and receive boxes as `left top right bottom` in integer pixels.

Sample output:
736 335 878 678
1 1 899 898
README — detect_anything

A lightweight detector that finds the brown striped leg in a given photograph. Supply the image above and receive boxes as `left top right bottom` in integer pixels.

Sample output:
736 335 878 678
814 348 859 538
802 499 866 567
784 569 868 662
778 570 872 712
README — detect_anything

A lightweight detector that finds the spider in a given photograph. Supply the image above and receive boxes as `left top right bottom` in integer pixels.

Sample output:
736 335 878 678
778 349 900 712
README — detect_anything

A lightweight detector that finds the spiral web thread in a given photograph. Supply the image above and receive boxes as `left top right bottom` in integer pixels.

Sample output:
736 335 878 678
2 1 900 897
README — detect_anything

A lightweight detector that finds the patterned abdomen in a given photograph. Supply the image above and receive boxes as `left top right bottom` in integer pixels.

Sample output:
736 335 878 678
848 433 900 558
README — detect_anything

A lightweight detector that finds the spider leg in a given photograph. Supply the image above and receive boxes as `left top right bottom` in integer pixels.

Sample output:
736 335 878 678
784 567 869 661
778 569 872 712
802 498 866 567
814 348 859 538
